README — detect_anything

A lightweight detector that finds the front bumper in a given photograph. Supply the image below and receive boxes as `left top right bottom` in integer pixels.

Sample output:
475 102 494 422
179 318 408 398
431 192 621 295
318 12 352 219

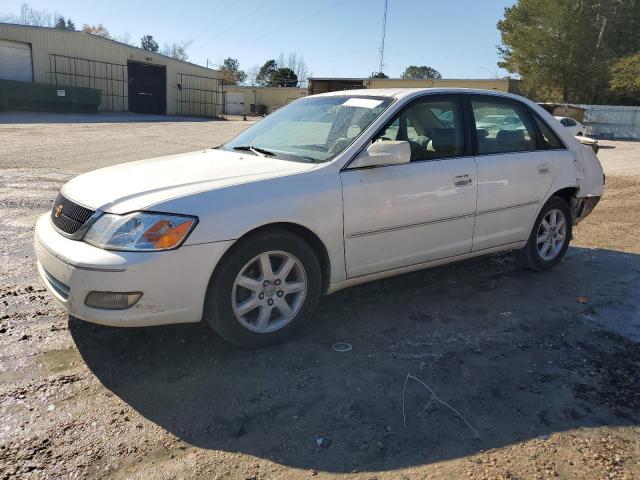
34 213 232 327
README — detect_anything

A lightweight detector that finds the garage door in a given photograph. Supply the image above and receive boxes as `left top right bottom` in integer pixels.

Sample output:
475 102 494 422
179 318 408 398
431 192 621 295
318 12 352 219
127 61 166 115
0 40 33 82
225 92 245 115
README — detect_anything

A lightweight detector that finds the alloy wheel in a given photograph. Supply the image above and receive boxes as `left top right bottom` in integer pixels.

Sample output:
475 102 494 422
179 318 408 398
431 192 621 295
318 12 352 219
231 251 307 333
536 208 567 261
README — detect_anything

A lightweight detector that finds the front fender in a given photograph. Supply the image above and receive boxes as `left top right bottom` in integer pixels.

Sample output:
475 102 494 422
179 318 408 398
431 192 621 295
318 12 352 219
149 164 347 284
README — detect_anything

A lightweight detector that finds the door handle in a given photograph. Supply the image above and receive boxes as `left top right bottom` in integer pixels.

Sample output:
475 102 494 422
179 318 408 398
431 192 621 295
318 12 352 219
538 162 551 174
454 174 472 187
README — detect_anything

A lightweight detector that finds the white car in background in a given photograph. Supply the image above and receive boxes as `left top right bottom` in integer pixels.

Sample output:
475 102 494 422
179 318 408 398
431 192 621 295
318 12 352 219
554 116 586 136
35 89 605 348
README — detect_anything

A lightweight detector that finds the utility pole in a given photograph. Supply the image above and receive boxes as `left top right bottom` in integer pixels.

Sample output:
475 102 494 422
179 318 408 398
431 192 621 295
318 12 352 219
377 0 389 75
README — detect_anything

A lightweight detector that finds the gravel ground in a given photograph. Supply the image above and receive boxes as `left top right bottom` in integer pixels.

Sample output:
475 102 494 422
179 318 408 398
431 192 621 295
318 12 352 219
0 113 639 480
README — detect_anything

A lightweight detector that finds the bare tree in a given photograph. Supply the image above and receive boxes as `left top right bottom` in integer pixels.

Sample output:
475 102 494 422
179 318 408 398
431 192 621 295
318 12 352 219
114 32 135 46
276 52 310 87
1 2 54 26
161 40 193 61
244 65 261 86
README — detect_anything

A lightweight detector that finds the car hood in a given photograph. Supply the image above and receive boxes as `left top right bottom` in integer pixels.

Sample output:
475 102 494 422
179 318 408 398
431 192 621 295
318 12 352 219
61 149 317 214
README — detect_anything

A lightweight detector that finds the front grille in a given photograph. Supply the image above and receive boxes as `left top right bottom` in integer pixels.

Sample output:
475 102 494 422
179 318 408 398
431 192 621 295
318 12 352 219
51 192 95 235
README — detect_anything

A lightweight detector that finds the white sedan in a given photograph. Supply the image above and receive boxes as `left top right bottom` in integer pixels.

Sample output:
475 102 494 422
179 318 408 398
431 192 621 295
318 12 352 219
35 88 604 347
554 116 586 136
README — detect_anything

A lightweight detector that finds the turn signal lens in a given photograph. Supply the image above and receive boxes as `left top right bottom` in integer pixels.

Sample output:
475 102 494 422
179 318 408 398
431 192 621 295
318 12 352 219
83 212 197 251
142 219 194 249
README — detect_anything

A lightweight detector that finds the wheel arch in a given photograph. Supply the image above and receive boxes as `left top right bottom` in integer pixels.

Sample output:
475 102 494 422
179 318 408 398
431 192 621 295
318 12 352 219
213 222 332 295
551 186 579 206
525 186 578 239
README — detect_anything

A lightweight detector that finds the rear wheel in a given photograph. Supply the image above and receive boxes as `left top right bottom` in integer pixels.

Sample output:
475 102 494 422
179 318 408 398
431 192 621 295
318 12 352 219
203 229 321 348
517 196 572 271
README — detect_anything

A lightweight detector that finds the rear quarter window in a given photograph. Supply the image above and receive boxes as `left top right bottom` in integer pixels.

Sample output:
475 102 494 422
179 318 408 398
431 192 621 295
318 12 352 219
531 112 566 150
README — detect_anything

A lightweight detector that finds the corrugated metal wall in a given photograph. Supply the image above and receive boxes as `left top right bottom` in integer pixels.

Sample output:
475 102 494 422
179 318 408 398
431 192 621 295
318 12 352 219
0 23 222 116
577 105 640 140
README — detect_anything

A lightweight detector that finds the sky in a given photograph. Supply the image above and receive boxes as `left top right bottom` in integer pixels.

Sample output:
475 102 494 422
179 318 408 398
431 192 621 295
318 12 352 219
2 0 516 79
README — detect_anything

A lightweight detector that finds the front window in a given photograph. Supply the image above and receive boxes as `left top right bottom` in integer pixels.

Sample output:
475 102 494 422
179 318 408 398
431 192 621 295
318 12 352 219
222 95 394 162
373 97 464 161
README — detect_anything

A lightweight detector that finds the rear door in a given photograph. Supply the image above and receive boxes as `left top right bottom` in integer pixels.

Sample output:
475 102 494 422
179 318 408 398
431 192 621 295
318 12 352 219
341 95 478 278
469 95 571 251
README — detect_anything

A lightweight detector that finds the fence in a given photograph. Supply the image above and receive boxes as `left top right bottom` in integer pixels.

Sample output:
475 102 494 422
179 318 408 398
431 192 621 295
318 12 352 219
49 54 127 112
176 73 224 117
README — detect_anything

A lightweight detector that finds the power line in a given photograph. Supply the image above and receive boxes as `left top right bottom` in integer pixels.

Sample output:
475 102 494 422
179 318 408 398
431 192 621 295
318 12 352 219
377 0 389 74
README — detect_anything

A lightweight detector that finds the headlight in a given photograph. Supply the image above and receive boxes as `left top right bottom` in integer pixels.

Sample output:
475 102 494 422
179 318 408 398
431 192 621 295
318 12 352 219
83 212 197 251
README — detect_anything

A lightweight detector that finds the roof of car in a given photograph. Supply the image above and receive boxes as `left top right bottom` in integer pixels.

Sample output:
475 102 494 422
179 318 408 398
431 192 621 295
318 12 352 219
314 87 526 101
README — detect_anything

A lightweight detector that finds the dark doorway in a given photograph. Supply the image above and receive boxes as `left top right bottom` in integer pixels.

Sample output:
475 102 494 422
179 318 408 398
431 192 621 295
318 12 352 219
127 61 166 114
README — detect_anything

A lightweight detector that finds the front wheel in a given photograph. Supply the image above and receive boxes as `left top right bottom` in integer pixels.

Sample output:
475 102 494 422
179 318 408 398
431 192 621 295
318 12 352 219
203 229 321 348
517 196 572 271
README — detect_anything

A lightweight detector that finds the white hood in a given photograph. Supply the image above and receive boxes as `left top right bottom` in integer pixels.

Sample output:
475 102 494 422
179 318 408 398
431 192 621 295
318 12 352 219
61 149 317 214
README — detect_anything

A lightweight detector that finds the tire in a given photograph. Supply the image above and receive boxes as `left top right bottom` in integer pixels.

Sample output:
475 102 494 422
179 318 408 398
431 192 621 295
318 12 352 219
203 229 322 348
576 132 584 136
517 196 572 271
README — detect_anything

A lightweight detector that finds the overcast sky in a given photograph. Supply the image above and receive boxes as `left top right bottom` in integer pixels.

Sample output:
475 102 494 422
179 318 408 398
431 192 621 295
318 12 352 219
2 0 516 78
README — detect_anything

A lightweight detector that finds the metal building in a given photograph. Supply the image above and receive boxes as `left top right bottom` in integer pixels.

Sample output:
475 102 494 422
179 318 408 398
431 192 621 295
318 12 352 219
308 77 521 95
0 23 223 116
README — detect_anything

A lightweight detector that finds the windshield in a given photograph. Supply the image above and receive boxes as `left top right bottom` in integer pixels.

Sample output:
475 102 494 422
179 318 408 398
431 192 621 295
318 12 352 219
222 95 394 162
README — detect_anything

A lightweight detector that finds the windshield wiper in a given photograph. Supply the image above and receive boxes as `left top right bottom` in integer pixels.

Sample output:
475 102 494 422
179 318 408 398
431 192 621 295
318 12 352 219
232 145 275 157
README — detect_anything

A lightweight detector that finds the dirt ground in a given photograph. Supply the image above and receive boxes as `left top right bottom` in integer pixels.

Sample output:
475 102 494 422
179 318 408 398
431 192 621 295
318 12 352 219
0 112 638 480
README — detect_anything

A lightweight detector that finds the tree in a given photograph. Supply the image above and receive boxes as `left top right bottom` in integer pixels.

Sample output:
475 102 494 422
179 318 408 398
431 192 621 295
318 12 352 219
497 0 640 103
54 16 75 30
401 65 442 80
219 57 247 85
277 52 309 87
244 65 261 86
269 68 298 87
82 23 111 38
161 40 193 61
370 72 388 78
256 60 278 86
114 32 135 45
610 52 640 102
1 2 54 26
141 35 159 52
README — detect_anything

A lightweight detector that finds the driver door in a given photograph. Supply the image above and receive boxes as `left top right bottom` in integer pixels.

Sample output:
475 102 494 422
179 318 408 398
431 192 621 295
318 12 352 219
340 95 478 278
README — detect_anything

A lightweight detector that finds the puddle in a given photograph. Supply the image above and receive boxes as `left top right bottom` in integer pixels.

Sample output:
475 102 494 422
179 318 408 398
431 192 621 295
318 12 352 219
38 348 82 374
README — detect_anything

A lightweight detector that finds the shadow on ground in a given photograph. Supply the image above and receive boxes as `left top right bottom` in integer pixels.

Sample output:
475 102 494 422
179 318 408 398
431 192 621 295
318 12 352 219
70 247 640 473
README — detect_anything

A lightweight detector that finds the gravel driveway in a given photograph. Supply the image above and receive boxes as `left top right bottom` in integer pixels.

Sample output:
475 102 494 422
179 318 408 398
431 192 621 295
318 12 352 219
1 113 638 479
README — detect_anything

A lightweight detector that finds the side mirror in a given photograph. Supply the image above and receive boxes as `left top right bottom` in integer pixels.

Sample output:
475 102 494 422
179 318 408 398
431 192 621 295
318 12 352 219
349 140 411 169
